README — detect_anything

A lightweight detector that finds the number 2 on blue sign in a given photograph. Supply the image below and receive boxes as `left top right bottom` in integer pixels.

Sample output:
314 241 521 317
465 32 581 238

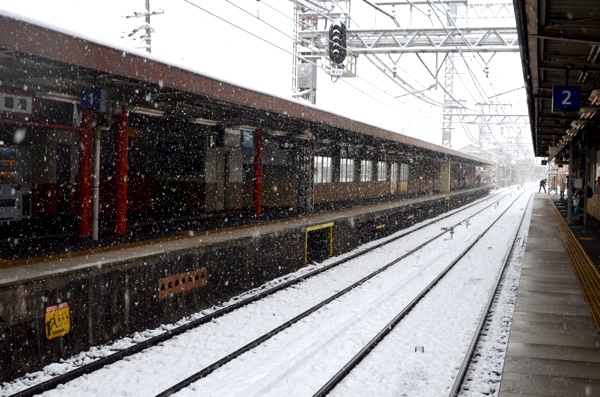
552 86 579 112
561 90 572 106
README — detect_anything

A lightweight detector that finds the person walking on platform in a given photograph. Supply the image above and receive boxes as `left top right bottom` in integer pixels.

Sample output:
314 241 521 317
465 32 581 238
539 178 546 193
559 176 566 199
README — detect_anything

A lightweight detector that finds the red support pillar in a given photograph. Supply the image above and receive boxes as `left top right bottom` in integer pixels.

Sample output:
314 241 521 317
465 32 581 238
253 128 263 216
78 111 94 236
115 106 129 235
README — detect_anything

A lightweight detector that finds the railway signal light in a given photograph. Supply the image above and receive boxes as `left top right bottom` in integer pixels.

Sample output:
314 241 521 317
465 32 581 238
328 20 347 65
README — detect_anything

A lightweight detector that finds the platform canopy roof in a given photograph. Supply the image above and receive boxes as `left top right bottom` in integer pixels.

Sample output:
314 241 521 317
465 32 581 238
0 13 492 166
514 0 600 157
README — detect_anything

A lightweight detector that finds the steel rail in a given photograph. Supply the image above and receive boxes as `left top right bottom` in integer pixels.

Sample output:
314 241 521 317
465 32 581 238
447 192 533 396
10 190 502 397
312 188 531 397
154 190 512 397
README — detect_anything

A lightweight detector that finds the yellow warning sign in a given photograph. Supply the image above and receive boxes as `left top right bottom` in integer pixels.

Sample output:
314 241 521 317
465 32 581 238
45 302 70 340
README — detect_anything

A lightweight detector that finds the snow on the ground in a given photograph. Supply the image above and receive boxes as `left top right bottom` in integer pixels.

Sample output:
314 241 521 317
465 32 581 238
1 187 532 397
457 192 533 397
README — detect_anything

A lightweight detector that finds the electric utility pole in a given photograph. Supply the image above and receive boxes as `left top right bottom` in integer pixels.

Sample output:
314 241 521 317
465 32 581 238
124 0 164 53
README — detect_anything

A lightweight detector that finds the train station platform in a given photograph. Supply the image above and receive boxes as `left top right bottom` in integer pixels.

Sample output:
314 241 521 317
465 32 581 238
499 193 600 396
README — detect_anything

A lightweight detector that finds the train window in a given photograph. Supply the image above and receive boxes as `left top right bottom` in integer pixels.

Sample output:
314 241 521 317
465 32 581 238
360 160 373 182
399 163 409 192
376 161 387 181
340 158 354 182
313 156 332 184
390 162 398 181
400 163 409 182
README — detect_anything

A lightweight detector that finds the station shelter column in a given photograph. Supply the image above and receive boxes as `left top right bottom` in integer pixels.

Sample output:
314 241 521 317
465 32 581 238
332 146 341 183
293 137 315 213
440 160 451 193
78 111 94 236
115 106 129 235
419 160 423 192
253 128 263 216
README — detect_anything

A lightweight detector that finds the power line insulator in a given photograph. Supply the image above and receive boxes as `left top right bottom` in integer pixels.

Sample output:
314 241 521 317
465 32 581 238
328 20 347 65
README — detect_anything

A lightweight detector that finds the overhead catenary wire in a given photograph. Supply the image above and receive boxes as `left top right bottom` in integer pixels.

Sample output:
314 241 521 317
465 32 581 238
362 53 448 107
182 0 441 129
270 0 467 108
363 1 473 104
426 0 493 105
459 121 482 146
218 0 447 124
288 0 471 114
231 0 444 119
288 0 442 100
361 0 400 27
432 0 493 103
342 2 465 107
337 0 470 109
414 53 475 111
423 0 506 146
372 1 530 149
372 0 517 145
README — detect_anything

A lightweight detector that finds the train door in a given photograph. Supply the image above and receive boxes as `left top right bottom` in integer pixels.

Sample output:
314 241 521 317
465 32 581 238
56 143 71 214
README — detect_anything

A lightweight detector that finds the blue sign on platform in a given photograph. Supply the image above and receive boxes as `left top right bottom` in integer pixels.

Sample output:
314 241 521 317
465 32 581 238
552 86 580 112
81 89 106 111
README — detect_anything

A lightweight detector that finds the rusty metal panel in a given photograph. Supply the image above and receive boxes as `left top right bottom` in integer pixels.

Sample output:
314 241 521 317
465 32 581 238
158 267 207 300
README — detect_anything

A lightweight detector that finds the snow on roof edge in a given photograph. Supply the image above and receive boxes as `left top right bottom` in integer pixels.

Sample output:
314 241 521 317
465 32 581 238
0 9 489 165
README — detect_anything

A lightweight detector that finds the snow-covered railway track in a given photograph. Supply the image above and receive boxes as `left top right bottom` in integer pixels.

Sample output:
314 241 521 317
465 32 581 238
448 194 532 397
4 189 516 397
152 189 530 397
319 190 533 397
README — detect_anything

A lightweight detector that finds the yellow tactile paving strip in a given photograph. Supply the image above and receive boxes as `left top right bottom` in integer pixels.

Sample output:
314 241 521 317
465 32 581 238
548 199 600 334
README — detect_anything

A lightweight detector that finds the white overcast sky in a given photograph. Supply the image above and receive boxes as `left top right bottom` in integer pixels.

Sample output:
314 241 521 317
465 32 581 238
0 0 528 151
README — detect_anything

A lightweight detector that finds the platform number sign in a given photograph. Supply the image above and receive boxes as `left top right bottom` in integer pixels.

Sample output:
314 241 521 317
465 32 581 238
552 86 580 112
81 88 106 112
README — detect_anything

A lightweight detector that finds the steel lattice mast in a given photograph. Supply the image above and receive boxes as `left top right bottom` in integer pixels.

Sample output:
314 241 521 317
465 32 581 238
290 0 520 148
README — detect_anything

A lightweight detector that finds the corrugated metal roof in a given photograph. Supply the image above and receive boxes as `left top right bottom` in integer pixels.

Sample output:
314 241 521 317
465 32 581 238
515 0 600 157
